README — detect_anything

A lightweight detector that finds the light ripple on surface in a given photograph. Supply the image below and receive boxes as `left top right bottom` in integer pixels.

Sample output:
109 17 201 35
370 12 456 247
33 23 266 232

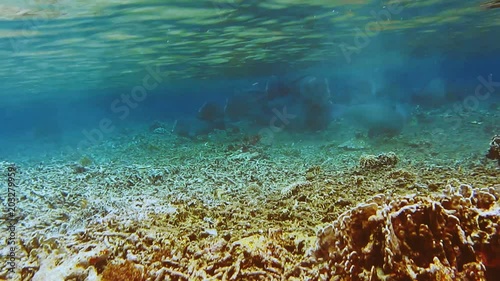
0 0 497 97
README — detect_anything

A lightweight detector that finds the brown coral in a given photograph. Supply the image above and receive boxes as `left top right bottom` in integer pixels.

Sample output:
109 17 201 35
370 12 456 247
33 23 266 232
101 260 145 281
312 185 500 281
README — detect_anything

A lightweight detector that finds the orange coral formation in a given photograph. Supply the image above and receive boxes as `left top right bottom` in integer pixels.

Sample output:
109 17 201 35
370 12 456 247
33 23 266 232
101 260 145 281
313 185 500 280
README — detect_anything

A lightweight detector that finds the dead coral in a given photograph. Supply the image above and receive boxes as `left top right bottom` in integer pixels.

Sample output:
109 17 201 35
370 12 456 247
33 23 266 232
101 260 145 281
306 166 322 180
359 152 399 170
15 156 499 281
312 184 500 281
280 181 312 198
388 169 416 188
146 233 308 281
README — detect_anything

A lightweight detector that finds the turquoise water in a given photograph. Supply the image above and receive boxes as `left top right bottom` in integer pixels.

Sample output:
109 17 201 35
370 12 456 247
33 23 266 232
0 0 499 164
1 2 500 281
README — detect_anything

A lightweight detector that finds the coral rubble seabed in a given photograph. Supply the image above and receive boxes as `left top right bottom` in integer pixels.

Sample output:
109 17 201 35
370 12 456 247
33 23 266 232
0 141 499 281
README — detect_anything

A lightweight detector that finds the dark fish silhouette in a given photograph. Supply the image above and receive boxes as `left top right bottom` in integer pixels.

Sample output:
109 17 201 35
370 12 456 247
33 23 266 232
265 74 311 100
197 102 224 122
172 74 336 138
224 89 267 121
339 102 411 137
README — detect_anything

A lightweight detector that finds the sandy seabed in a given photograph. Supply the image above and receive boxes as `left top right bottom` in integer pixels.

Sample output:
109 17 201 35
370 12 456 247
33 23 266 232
1 109 499 281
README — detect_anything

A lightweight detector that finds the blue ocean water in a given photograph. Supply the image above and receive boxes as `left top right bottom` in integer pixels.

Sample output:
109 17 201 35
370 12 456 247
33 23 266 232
0 0 499 164
2 3 500 281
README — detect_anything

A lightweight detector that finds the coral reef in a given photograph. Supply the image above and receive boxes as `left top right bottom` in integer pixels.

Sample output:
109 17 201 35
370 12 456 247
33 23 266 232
486 135 500 165
19 181 499 281
313 184 500 281
280 181 312 198
145 233 308 280
5 133 500 281
359 152 399 170
306 166 322 180
102 260 145 281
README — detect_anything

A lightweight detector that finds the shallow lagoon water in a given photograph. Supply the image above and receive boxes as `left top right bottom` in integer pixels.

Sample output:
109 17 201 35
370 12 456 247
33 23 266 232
0 1 499 280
